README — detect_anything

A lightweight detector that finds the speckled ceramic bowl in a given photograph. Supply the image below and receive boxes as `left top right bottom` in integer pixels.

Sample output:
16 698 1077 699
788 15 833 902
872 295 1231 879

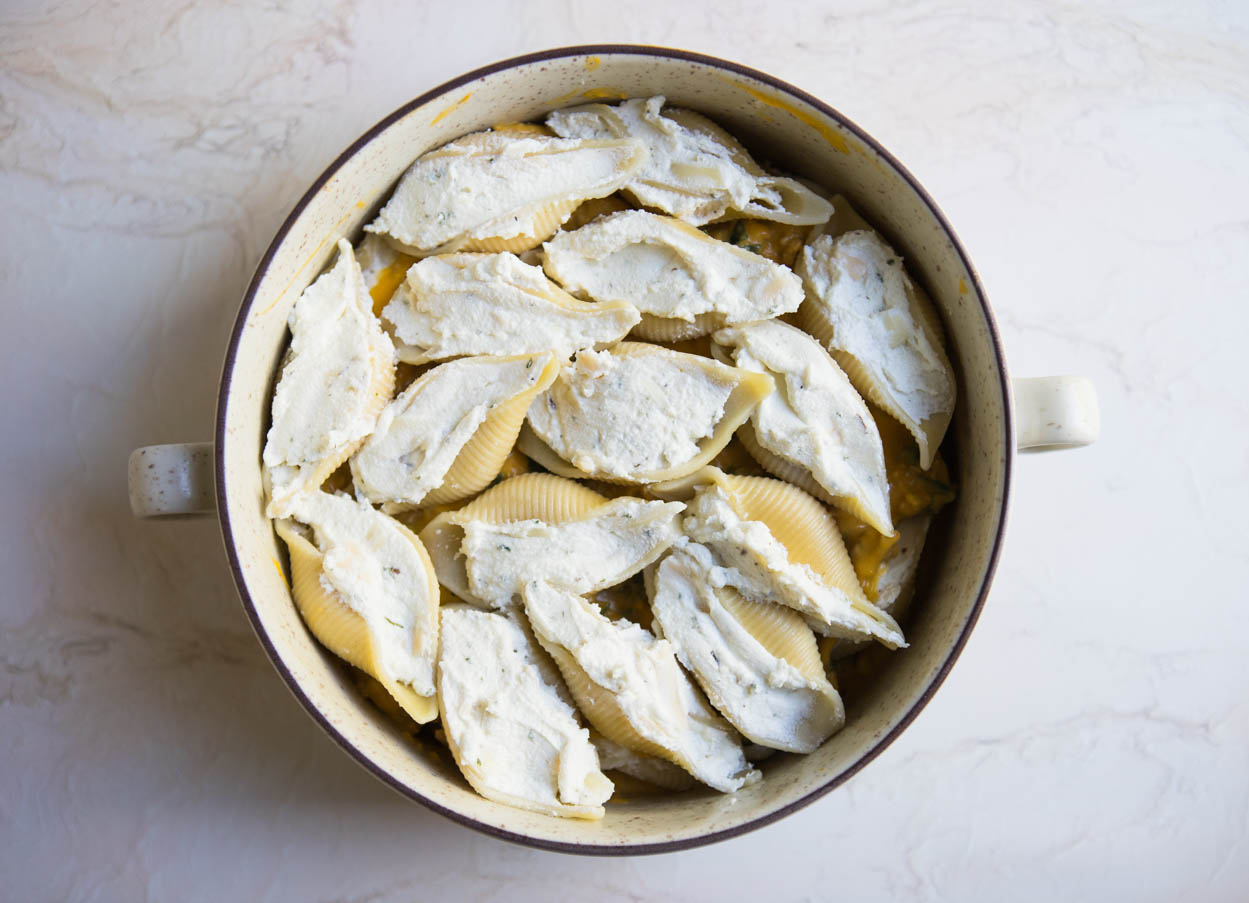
129 46 1098 854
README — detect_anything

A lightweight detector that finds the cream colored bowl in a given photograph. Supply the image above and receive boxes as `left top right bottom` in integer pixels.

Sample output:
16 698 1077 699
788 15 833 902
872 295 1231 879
128 46 1098 853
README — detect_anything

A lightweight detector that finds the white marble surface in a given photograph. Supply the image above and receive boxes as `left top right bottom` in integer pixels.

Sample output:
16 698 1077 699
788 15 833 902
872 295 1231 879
3 0 1246 899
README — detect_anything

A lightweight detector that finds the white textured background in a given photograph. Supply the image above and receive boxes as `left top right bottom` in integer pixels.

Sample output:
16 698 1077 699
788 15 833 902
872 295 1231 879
3 1 1247 900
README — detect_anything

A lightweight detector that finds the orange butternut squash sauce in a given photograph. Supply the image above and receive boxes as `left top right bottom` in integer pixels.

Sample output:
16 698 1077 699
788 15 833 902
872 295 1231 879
368 255 416 317
702 219 808 268
496 448 531 480
836 404 956 600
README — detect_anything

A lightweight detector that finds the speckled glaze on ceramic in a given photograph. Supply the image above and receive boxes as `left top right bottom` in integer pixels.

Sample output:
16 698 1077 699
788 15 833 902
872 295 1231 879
215 46 1013 854
128 442 214 518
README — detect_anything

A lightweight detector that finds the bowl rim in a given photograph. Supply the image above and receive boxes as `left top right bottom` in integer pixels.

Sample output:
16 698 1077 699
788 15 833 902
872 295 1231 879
214 43 1013 856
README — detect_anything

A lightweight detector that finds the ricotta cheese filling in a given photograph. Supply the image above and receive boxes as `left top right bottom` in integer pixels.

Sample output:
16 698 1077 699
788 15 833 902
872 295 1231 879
683 484 906 648
459 497 685 607
546 96 833 226
287 491 438 695
525 346 739 478
437 606 613 818
590 733 696 791
365 132 647 253
795 231 955 442
521 580 759 792
263 239 394 516
541 210 803 324
649 544 845 753
350 353 555 508
713 319 893 535
382 252 639 363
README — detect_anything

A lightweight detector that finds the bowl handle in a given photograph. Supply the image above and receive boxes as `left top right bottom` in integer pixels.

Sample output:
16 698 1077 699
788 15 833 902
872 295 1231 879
128 443 215 518
1013 376 1100 452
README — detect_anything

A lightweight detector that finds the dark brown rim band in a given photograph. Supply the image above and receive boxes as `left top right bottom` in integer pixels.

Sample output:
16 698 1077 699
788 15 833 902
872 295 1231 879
215 44 1014 856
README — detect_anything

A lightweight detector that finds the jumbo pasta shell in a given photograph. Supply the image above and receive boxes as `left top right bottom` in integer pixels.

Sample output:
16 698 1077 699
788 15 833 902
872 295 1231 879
452 198 582 254
458 497 685 609
546 97 833 226
736 420 837 504
542 210 804 328
630 312 718 343
351 353 559 511
712 319 893 534
417 358 560 507
648 545 844 753
520 341 774 484
274 500 439 725
436 605 613 819
812 282 953 471
419 474 608 607
717 585 827 685
794 197 955 469
382 252 638 364
263 239 395 517
365 130 647 256
540 640 674 763
826 515 932 662
521 580 758 792
667 468 905 647
723 473 866 607
871 514 932 621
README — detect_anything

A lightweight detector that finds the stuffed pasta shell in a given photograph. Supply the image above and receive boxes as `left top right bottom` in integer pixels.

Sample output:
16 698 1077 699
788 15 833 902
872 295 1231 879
263 239 394 517
366 130 647 256
794 198 956 469
276 490 440 724
520 342 773 484
458 497 685 608
437 605 614 819
653 468 904 648
521 580 759 792
546 96 832 226
419 473 610 607
712 318 893 535
382 252 639 363
542 210 804 340
350 352 559 510
648 543 845 753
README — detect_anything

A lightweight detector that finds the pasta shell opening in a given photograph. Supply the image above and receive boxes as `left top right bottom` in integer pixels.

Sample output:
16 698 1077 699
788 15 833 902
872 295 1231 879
275 519 438 724
630 312 717 343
